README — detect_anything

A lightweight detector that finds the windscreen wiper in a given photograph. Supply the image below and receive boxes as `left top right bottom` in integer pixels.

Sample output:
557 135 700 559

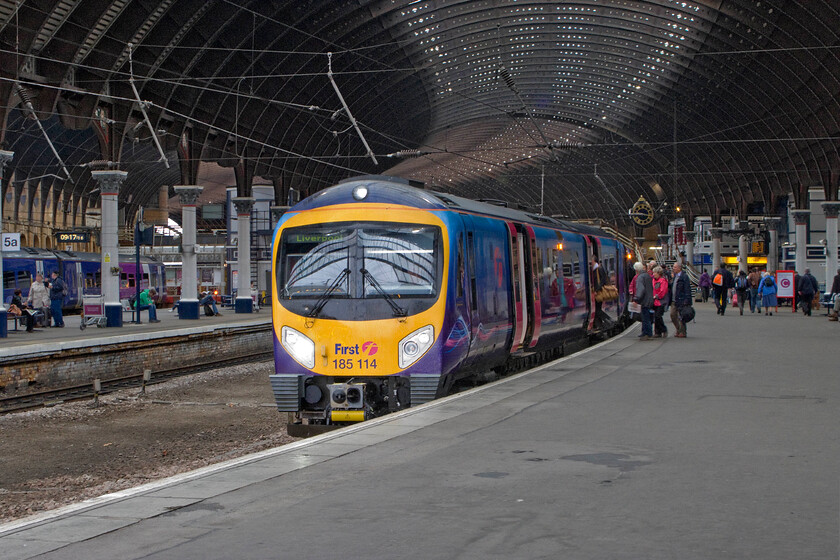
309 268 351 318
360 268 407 317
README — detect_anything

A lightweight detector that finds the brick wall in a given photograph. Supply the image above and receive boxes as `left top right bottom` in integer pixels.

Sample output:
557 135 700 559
0 325 273 395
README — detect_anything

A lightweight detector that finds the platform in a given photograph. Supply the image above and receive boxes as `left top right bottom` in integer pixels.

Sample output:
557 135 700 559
0 305 269 353
1 301 837 559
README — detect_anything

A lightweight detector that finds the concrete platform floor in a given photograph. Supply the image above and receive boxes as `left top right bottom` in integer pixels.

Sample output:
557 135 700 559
1 301 837 559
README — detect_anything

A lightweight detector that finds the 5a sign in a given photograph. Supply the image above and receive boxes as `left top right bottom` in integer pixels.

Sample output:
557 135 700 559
56 231 90 243
2 232 21 249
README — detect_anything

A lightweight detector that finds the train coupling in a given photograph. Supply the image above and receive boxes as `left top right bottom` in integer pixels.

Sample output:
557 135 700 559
328 382 367 422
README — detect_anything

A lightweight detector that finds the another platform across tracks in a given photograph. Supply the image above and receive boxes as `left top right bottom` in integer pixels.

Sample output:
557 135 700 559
1 302 837 559
0 306 272 401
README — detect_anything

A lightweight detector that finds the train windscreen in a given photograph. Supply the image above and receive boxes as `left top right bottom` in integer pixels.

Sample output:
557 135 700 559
279 223 440 300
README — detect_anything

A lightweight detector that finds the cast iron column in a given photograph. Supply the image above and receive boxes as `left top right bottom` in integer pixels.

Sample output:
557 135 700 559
233 197 255 313
821 202 840 289
710 227 723 271
92 169 128 327
791 209 810 275
0 150 14 338
684 231 696 270
174 186 203 319
657 234 670 262
765 217 781 274
738 222 749 274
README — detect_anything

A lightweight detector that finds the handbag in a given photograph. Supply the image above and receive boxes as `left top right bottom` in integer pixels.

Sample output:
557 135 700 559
595 284 619 303
8 304 21 316
679 305 695 322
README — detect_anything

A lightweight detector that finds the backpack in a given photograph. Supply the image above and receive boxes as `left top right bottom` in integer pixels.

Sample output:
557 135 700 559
128 293 137 308
204 303 215 316
736 276 748 290
764 276 773 288
712 272 724 286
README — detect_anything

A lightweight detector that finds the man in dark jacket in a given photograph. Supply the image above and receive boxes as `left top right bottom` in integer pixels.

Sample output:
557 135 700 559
48 271 66 328
670 263 693 337
712 264 735 315
797 268 819 316
634 267 655 340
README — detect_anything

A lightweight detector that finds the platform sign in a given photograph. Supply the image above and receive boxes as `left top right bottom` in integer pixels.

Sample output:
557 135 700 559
2 232 21 250
776 270 795 312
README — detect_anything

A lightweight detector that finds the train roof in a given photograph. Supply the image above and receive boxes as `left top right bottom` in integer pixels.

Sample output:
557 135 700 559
3 248 163 263
293 176 614 238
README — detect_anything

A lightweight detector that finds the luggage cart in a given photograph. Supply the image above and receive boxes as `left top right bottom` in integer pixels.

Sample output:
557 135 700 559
81 294 107 329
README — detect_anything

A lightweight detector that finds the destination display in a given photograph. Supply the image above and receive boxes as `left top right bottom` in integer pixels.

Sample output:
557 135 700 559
56 231 90 243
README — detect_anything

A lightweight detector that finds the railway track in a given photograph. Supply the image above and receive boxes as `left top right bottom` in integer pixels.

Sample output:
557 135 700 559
0 351 274 414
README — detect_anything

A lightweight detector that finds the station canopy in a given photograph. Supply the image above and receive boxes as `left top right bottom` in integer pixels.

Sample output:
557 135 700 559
1 1 839 226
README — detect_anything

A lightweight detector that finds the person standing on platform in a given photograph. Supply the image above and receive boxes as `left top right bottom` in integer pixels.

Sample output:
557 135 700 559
138 287 161 323
670 262 693 338
698 269 711 302
26 273 49 327
734 270 749 316
48 271 66 328
828 268 840 321
797 268 819 316
712 264 735 315
758 272 778 316
652 266 669 338
634 263 654 340
747 267 761 313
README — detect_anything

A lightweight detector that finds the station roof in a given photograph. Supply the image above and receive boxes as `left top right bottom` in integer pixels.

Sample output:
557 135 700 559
1 1 839 228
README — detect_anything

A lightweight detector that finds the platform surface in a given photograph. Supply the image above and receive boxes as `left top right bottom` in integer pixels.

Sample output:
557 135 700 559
0 304 270 355
1 302 837 559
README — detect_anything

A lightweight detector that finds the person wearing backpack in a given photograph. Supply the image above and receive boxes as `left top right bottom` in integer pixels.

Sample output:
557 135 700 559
712 264 735 315
797 268 819 316
48 270 67 328
670 262 693 338
698 269 711 302
758 272 778 316
747 267 762 313
734 270 749 315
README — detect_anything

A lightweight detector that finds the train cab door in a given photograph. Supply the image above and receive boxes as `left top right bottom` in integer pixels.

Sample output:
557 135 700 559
458 215 479 360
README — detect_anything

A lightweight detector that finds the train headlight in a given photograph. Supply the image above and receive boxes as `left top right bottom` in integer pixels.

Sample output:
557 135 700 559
281 326 315 368
398 325 434 368
352 185 369 200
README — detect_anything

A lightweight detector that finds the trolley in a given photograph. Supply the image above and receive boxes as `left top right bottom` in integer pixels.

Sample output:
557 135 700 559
81 294 107 329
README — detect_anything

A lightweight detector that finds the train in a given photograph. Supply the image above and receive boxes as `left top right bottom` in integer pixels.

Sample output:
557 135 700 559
269 176 631 431
2 248 166 309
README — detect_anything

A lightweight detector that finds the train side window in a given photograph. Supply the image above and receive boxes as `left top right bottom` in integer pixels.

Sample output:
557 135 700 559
17 271 30 285
3 271 15 290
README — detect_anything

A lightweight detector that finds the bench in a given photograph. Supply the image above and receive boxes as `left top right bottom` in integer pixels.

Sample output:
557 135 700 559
7 313 23 331
120 299 139 322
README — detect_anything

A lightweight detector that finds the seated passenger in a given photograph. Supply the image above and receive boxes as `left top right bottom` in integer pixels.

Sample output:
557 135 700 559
10 289 35 332
138 287 160 323
200 292 222 316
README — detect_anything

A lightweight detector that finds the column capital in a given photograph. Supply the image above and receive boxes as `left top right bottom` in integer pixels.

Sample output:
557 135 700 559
91 169 128 194
684 230 696 242
820 202 840 219
232 196 256 215
174 185 204 206
764 216 782 230
710 227 724 240
791 208 810 225
0 149 14 170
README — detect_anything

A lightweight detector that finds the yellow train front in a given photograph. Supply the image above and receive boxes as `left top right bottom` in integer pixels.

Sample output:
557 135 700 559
270 177 454 431
270 176 629 432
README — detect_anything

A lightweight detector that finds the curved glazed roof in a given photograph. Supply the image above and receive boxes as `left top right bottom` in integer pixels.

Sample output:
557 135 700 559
1 0 839 227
